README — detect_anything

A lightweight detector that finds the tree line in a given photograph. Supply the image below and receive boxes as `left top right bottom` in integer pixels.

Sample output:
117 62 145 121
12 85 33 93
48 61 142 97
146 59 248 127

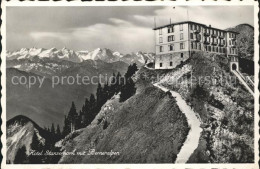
10 63 138 164
62 63 138 137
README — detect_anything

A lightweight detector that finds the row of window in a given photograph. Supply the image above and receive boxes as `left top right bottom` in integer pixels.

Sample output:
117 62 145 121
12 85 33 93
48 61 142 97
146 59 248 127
229 40 237 46
229 33 236 38
204 45 226 53
159 62 173 67
190 24 225 36
158 53 184 67
159 43 185 52
190 33 201 40
230 48 237 54
160 23 235 39
190 24 201 31
161 33 233 44
191 42 201 50
159 24 184 35
159 33 184 43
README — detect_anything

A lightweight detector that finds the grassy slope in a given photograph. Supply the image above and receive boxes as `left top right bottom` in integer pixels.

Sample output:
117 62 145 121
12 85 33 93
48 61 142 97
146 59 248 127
59 81 189 163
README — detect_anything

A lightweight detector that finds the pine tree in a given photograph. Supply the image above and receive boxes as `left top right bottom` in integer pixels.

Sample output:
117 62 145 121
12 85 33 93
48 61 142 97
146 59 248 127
29 132 43 163
89 94 97 124
110 73 117 95
62 115 70 137
96 83 103 107
14 146 28 164
96 83 102 104
115 72 122 93
120 78 136 102
102 82 109 103
56 124 61 140
119 64 138 102
67 102 78 132
124 63 138 79
51 123 55 135
82 98 91 127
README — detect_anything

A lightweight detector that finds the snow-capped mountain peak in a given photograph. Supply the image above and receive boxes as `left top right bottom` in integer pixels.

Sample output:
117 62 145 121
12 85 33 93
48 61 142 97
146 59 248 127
7 47 155 65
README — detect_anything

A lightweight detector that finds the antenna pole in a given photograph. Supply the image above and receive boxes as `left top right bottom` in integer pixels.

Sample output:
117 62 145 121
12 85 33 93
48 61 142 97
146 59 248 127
187 7 189 21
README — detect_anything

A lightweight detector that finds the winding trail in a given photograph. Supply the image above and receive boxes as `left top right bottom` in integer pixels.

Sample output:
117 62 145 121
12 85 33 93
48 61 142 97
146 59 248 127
153 83 202 163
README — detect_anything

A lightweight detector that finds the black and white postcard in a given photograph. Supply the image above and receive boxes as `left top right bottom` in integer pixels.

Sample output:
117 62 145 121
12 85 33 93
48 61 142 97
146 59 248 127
1 1 259 169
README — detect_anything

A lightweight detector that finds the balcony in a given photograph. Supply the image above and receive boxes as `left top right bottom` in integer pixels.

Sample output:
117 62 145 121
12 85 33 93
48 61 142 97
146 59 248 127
211 41 218 46
219 34 225 39
211 34 217 38
204 32 210 36
219 42 225 47
194 29 201 34
204 40 210 45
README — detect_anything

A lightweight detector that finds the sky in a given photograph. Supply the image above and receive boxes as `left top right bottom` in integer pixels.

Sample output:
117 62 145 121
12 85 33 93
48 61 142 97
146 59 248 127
7 6 254 54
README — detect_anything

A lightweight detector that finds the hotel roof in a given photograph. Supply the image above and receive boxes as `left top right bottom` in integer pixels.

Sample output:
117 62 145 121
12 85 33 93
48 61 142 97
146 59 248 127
153 21 239 34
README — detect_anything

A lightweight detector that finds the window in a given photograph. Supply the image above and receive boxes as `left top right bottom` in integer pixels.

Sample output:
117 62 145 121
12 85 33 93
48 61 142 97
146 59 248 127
180 24 183 31
208 46 211 52
190 33 194 39
160 63 163 67
169 44 174 51
198 43 201 50
159 28 162 35
168 35 175 42
229 40 231 45
180 33 183 40
180 43 185 49
170 62 173 66
159 46 164 52
190 24 193 30
168 26 174 33
216 47 218 53
159 37 163 43
181 53 184 58
191 42 194 49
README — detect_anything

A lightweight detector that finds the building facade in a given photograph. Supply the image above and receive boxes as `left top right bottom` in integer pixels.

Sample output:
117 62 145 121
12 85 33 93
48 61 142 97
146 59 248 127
153 21 239 69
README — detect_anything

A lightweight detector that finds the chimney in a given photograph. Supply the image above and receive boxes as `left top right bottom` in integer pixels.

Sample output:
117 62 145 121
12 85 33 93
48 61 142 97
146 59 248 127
209 24 211 28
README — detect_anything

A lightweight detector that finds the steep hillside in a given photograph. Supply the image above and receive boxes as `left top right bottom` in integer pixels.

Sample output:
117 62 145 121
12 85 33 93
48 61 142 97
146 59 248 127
226 24 254 61
6 115 51 163
58 81 189 163
153 51 254 163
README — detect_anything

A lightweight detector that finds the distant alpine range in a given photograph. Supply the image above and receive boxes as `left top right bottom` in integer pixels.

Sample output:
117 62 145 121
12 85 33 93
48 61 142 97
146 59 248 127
6 47 155 65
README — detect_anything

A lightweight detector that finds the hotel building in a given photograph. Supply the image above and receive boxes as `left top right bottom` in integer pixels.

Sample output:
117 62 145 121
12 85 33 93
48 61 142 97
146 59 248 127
153 21 239 69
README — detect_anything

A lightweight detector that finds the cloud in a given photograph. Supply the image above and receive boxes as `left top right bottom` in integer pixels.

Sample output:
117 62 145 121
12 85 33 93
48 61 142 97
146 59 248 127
7 6 254 53
28 18 154 54
30 32 70 41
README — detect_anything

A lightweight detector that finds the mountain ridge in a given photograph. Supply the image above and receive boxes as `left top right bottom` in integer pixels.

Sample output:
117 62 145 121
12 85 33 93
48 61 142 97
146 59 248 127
7 47 155 65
